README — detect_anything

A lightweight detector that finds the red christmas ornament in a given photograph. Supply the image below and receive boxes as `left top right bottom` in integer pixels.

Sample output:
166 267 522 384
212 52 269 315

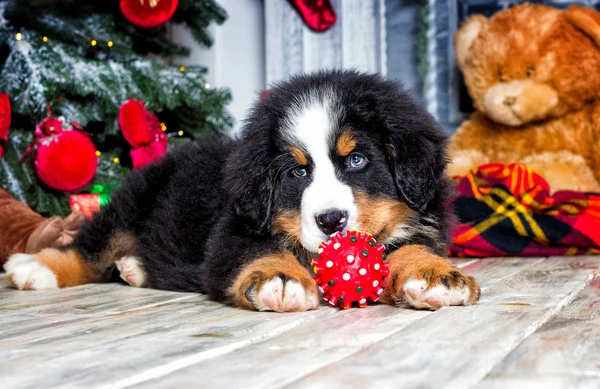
119 99 168 169
21 113 98 192
312 230 390 309
0 93 10 159
120 0 179 28
289 0 337 32
35 129 98 192
40 117 63 136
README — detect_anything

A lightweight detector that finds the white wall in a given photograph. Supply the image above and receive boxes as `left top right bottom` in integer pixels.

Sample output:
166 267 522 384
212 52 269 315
170 0 265 134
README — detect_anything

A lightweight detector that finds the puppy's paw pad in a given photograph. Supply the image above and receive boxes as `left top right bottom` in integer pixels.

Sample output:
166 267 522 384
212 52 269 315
423 285 451 309
401 272 479 310
254 277 284 311
403 278 427 302
282 280 319 312
3 254 58 290
250 277 318 312
115 257 147 287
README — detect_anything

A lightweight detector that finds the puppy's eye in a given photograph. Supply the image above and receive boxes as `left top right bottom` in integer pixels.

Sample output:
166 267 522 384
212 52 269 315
526 67 534 77
292 167 307 178
346 152 367 170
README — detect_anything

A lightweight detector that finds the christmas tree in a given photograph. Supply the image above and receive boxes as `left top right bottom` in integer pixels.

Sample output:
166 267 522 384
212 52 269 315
0 0 232 217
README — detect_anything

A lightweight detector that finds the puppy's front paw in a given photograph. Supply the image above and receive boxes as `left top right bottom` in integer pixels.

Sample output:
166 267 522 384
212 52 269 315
382 247 480 310
4 253 58 290
247 276 319 312
399 271 479 310
229 253 319 312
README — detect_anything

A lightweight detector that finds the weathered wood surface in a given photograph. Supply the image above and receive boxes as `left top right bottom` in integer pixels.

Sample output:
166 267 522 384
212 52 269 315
482 275 600 387
285 257 598 389
0 256 599 389
132 258 545 389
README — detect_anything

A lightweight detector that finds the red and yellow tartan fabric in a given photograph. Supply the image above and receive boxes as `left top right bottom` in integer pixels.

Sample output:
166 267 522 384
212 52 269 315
449 163 600 257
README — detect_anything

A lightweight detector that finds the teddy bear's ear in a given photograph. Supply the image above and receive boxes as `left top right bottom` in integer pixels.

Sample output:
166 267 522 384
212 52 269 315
565 6 600 49
455 15 488 69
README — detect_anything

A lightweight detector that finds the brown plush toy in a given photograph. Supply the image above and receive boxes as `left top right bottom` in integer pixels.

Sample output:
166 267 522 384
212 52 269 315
0 188 85 265
448 3 600 192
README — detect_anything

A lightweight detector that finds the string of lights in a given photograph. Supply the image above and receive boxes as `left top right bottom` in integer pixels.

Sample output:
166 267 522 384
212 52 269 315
13 32 214 164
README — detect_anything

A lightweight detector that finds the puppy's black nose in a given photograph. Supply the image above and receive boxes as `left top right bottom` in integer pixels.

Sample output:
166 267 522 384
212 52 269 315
316 210 348 235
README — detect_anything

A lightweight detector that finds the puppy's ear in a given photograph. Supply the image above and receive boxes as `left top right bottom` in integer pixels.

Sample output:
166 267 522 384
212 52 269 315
224 142 274 234
386 123 449 212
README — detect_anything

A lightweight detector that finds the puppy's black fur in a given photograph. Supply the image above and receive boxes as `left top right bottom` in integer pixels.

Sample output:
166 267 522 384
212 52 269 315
68 70 453 304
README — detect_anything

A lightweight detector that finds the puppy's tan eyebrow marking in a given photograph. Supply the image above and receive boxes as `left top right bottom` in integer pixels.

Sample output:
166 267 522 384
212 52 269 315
289 146 308 165
336 128 356 157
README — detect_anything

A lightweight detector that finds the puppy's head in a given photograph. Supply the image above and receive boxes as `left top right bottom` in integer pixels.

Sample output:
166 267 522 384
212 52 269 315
226 70 448 252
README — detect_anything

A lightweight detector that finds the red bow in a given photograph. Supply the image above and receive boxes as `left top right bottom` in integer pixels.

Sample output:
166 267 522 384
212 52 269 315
19 106 86 164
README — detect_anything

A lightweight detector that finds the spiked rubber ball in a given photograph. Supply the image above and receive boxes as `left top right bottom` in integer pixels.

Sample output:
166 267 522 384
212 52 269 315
312 230 389 309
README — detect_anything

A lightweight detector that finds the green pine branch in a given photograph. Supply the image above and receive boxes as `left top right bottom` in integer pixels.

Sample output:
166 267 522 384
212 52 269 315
0 0 232 216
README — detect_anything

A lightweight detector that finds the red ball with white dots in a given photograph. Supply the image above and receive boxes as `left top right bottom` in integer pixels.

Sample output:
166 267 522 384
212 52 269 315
312 230 390 309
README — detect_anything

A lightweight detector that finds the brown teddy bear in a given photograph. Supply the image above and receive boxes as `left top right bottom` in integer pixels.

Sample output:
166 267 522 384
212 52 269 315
448 3 600 192
0 188 85 264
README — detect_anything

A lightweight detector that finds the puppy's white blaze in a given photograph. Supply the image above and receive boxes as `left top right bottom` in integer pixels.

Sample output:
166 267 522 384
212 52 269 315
282 92 357 252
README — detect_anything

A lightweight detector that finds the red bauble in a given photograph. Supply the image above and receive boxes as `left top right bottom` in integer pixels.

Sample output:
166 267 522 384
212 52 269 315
289 0 337 32
35 129 98 192
0 93 10 159
119 99 168 169
40 118 63 136
312 230 390 309
120 0 179 28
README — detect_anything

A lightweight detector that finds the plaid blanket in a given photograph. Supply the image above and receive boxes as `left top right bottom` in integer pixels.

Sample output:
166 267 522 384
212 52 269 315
449 163 600 257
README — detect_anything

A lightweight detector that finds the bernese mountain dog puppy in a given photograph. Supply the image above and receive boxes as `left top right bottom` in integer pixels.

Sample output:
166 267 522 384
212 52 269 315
4 70 480 311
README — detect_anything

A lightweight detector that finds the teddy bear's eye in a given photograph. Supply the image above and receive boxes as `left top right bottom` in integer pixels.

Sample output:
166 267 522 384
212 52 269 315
498 72 508 83
526 67 534 77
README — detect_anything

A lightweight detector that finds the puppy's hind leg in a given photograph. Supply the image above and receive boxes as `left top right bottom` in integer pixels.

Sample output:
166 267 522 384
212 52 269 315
4 230 143 290
4 155 177 291
4 248 102 290
102 231 147 288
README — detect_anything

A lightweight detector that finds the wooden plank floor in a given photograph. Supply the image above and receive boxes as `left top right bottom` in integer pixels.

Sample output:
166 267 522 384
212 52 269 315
1 256 599 389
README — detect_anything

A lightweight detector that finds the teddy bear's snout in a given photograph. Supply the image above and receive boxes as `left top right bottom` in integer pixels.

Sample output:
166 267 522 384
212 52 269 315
484 80 558 126
503 96 517 106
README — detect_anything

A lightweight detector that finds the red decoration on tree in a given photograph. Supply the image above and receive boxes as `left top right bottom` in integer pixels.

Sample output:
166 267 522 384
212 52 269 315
22 112 97 192
69 184 121 219
40 117 63 136
120 0 179 28
118 99 168 169
289 0 337 32
0 93 10 159
312 230 390 309
69 194 102 219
